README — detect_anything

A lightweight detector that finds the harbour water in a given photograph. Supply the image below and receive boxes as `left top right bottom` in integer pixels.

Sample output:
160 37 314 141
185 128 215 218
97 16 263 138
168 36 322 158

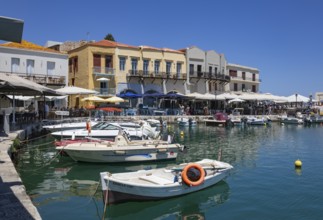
15 123 323 220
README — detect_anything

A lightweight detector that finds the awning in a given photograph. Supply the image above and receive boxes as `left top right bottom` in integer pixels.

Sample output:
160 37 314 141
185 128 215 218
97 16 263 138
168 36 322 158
0 72 62 96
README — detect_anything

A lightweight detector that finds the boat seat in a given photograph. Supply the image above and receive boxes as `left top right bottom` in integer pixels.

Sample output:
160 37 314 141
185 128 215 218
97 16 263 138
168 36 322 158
139 175 173 185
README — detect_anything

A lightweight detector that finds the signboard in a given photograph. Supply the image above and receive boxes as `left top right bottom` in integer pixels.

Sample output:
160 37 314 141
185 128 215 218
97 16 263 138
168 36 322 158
55 111 69 116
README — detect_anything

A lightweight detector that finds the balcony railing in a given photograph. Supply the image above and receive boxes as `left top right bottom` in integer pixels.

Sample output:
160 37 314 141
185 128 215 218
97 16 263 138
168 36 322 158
189 71 231 82
6 72 66 85
92 66 115 75
94 87 116 96
230 76 261 82
127 70 187 80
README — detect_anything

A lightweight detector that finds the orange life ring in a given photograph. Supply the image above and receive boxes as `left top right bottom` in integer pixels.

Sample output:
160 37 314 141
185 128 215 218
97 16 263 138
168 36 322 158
181 163 205 186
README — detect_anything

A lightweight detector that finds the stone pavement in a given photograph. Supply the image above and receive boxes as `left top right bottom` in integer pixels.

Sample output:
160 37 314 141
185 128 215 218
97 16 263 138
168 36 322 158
0 132 42 220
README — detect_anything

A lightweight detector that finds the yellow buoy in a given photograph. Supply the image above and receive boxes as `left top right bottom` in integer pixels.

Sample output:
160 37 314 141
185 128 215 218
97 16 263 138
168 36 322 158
295 159 302 168
180 131 184 136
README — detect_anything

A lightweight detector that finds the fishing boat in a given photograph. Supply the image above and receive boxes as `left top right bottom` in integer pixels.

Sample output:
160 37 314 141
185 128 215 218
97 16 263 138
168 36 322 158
177 118 197 127
204 113 230 127
99 158 233 205
246 116 270 125
56 132 184 163
280 116 304 125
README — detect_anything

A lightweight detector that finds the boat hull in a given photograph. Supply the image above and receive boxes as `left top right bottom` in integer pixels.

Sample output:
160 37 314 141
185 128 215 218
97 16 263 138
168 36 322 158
100 159 233 205
57 144 181 163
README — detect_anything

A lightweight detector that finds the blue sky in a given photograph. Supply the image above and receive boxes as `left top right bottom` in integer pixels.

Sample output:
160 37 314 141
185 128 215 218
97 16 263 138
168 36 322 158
2 0 323 96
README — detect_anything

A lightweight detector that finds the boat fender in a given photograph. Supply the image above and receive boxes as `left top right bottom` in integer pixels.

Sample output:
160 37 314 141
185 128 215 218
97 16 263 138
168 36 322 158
181 163 205 186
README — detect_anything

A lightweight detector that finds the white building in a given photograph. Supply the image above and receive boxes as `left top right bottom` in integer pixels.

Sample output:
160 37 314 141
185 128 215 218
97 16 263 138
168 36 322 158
0 40 68 89
227 63 260 93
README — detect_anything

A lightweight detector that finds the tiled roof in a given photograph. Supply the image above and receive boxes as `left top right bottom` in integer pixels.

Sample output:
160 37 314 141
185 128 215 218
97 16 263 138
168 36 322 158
161 48 184 54
89 40 139 49
0 40 62 53
90 40 184 53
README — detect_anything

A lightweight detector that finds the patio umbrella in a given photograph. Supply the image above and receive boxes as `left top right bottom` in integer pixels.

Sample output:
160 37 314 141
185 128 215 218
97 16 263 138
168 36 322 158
81 96 105 102
105 96 125 103
228 98 245 104
287 94 309 103
55 86 98 95
143 92 165 98
118 91 142 98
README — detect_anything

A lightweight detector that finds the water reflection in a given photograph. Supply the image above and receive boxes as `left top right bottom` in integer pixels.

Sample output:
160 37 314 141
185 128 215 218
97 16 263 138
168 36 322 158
104 181 230 220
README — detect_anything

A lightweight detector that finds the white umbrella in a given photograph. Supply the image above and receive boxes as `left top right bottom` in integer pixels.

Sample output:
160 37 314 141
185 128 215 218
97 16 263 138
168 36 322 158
96 77 110 82
55 86 98 95
228 98 245 104
215 93 239 100
287 94 309 103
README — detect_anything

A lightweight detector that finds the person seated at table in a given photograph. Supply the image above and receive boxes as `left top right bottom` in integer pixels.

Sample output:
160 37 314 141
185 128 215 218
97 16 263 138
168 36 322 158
27 102 35 112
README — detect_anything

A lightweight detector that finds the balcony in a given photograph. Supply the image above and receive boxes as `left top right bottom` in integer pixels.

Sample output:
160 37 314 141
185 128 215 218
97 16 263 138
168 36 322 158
230 76 261 83
92 66 115 76
8 72 66 85
127 70 187 80
189 71 231 82
94 87 116 96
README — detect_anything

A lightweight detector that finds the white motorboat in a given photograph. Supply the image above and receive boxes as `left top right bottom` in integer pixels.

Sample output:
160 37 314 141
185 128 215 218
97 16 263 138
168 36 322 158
177 118 197 127
100 158 233 205
42 120 99 131
228 115 242 126
280 116 304 125
56 132 184 163
304 114 323 124
51 121 159 141
246 116 270 125
146 119 167 128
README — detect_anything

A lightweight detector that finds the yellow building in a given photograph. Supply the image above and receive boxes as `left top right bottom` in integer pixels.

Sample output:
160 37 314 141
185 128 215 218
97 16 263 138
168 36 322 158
68 40 187 108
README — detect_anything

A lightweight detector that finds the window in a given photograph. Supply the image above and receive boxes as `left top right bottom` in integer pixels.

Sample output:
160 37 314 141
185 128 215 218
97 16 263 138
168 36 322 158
214 67 218 74
234 83 238 91
93 54 101 67
252 73 256 81
189 64 194 75
197 65 202 77
242 84 246 91
154 60 160 74
26 59 34 75
119 57 125 71
242 72 246 80
105 55 113 68
209 66 212 77
69 57 78 73
143 60 149 75
47 61 55 75
176 63 182 77
100 82 108 95
131 58 138 75
214 82 218 91
209 81 212 91
11 58 20 73
252 85 256 92
229 70 237 77
166 61 172 76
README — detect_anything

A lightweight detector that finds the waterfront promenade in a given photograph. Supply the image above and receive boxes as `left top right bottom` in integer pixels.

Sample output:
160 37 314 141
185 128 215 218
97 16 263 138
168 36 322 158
0 130 42 220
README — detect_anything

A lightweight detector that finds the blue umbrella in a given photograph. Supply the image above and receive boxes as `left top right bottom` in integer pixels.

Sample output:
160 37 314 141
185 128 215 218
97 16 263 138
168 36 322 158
143 92 165 98
118 91 142 98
